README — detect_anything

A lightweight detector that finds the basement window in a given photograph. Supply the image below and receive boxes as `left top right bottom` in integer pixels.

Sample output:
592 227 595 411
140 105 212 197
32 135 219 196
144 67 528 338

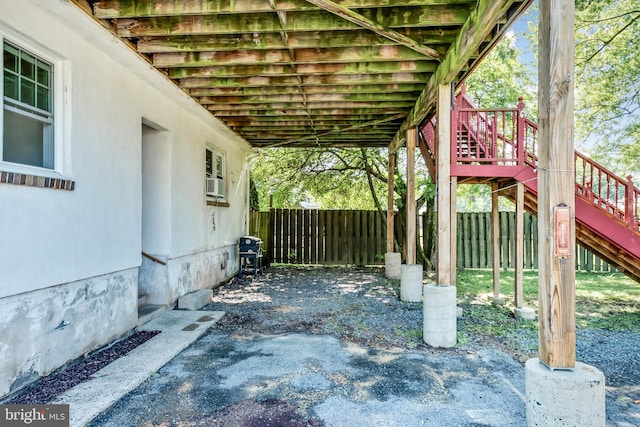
205 145 227 204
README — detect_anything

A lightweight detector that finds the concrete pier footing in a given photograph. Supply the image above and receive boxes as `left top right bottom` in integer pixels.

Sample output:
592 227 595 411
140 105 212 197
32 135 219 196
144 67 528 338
384 252 401 280
400 264 423 302
423 284 457 348
525 358 605 426
515 307 536 321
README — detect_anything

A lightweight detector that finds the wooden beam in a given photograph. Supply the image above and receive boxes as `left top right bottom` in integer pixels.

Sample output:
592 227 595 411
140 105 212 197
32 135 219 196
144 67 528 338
189 83 426 97
136 29 460 53
221 114 404 124
253 140 391 148
197 92 421 104
264 113 406 147
406 127 417 265
387 151 396 253
537 0 576 369
492 182 500 297
389 0 524 153
515 181 524 308
237 123 401 131
203 100 414 111
115 8 469 38
451 176 457 286
169 61 437 79
180 72 428 88
436 83 452 285
153 45 431 68
94 0 477 18
303 0 443 60
211 108 406 116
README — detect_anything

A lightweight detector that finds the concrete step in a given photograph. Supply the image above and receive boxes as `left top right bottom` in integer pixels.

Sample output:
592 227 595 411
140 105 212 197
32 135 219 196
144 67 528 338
138 293 149 309
137 304 166 326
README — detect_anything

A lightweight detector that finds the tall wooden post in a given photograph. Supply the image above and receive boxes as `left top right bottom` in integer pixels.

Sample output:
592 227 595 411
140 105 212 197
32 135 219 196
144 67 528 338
406 128 417 265
515 181 525 308
538 0 576 369
436 84 452 285
491 182 500 297
450 177 457 286
387 152 396 253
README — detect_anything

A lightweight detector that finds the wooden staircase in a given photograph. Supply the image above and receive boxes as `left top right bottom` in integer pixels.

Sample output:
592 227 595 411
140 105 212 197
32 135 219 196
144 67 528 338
420 91 640 282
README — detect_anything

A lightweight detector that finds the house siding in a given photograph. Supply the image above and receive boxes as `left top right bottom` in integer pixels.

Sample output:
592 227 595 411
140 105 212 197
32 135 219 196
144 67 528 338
0 0 250 398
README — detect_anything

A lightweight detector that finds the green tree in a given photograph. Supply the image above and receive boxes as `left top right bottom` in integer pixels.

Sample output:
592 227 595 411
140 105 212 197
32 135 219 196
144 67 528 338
250 146 436 267
465 31 536 111
520 0 639 177
574 0 640 177
457 28 536 212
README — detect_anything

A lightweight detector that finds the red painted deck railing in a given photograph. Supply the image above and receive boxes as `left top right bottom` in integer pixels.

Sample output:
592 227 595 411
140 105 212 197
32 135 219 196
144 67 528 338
421 93 640 233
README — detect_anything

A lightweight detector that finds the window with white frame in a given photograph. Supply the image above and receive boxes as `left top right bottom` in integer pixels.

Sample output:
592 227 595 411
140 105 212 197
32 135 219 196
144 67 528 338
2 40 55 170
205 145 226 200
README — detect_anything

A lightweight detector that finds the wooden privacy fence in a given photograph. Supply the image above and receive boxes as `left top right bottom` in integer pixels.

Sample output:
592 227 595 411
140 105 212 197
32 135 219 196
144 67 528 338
454 212 615 272
250 209 615 272
251 209 387 265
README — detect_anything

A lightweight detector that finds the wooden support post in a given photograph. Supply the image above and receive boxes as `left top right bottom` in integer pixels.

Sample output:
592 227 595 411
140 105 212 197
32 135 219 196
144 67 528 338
538 0 576 369
491 182 500 296
387 152 396 253
406 128 417 265
450 177 457 286
436 84 452 285
515 181 524 308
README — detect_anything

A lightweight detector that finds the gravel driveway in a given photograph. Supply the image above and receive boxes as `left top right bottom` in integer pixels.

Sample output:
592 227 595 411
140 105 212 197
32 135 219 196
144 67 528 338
199 266 638 425
21 265 638 426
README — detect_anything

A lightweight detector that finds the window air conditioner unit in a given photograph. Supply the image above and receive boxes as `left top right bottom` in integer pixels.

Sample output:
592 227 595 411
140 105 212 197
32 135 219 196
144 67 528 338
206 178 224 198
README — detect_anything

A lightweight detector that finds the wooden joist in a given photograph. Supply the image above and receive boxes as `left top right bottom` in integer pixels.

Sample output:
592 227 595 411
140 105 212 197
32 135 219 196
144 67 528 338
74 0 531 149
196 92 420 104
136 29 460 53
180 72 429 89
152 46 437 68
169 61 437 79
93 0 477 19
189 83 425 96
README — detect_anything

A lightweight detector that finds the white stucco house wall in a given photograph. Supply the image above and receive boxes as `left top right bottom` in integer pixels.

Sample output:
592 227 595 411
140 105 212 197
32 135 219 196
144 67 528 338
0 0 252 398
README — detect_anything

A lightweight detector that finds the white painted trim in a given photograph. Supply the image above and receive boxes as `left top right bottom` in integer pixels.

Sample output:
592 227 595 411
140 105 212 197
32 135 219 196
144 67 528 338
0 21 71 177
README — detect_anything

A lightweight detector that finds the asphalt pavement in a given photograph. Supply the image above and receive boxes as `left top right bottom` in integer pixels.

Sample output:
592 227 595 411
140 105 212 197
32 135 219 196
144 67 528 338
68 309 528 426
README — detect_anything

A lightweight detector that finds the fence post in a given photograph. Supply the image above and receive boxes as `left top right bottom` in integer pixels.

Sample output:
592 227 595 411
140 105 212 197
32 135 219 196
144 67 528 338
626 175 636 230
517 97 525 165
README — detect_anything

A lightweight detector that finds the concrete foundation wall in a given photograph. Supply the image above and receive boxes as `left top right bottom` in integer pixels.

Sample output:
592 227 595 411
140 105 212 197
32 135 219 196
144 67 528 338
0 268 138 398
167 244 238 300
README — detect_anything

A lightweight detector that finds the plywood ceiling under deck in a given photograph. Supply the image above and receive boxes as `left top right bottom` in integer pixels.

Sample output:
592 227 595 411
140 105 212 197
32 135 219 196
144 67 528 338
74 0 531 149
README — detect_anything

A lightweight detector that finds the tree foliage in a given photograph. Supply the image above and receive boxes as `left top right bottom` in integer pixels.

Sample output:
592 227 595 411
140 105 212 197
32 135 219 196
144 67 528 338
458 30 536 212
519 0 639 177
465 32 536 112
574 0 640 177
250 148 388 210
250 146 436 267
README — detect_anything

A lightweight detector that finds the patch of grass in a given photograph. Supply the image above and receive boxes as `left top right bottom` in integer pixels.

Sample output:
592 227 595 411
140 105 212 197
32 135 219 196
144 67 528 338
456 269 640 333
394 328 422 339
